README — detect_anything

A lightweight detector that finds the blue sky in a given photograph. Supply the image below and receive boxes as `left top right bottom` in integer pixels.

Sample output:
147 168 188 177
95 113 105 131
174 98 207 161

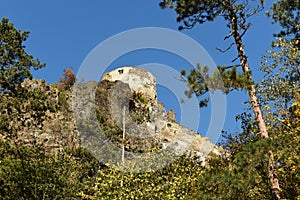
1 0 279 143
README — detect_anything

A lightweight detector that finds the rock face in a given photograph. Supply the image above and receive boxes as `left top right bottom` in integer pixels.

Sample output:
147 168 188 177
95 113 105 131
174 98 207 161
102 66 157 101
0 79 80 153
0 67 221 164
95 66 220 163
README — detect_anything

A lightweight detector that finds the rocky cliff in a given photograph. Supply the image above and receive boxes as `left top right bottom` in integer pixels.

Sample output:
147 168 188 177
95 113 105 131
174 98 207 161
0 66 221 165
0 79 80 153
88 67 220 164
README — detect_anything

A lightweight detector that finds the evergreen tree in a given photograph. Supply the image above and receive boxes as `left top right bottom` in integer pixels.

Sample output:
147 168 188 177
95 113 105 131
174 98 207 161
160 0 281 198
0 18 45 94
267 0 300 47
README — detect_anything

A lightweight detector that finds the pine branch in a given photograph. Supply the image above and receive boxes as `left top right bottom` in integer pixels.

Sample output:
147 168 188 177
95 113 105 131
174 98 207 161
216 42 235 53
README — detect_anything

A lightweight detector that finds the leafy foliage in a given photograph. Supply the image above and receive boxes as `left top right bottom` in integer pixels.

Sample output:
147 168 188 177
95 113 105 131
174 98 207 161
0 138 98 200
58 66 77 91
266 6 300 197
258 36 300 200
80 155 205 199
259 38 300 127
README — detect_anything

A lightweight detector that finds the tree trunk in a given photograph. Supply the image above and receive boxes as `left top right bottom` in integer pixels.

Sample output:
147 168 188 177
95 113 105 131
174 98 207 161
229 9 281 200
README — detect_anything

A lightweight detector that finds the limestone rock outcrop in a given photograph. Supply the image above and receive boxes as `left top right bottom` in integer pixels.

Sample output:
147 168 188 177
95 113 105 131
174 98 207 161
0 66 221 164
102 66 157 101
95 66 221 163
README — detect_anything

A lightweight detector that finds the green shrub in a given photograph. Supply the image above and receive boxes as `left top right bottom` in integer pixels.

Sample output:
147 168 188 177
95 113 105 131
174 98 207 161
0 139 98 200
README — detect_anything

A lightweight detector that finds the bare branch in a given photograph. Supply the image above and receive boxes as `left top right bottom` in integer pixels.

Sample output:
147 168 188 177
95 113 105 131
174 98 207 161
222 64 242 69
232 56 239 63
239 23 250 38
216 42 235 53
224 31 233 40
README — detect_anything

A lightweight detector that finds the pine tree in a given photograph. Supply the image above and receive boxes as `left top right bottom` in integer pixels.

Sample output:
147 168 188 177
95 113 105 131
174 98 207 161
160 0 281 198
0 18 45 94
267 0 300 48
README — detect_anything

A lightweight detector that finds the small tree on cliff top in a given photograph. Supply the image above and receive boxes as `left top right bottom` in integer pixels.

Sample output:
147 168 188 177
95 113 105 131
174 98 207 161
58 67 76 91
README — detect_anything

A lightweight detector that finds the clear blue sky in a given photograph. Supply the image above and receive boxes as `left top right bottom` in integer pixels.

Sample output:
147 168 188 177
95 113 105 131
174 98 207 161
1 0 279 142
